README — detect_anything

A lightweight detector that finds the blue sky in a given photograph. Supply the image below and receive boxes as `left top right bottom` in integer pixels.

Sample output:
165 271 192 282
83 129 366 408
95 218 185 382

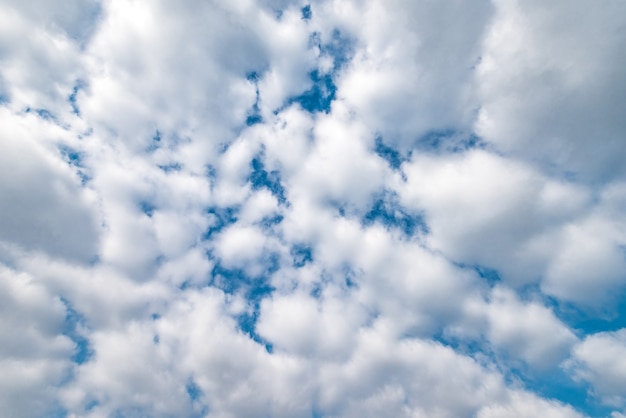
1 0 626 417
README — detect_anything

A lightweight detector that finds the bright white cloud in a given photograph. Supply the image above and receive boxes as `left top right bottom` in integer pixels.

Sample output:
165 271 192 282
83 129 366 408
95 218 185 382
567 329 626 408
2 0 625 417
451 286 578 369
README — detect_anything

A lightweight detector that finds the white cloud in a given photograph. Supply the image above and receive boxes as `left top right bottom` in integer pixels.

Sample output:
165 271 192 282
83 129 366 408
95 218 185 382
292 104 389 209
315 0 493 148
399 149 589 283
0 265 74 418
475 0 626 182
567 329 626 408
477 391 584 418
2 0 624 416
0 109 100 263
398 148 626 306
452 286 577 369
0 2 88 117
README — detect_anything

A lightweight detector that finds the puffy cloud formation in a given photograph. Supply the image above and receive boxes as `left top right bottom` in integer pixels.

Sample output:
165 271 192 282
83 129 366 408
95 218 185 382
1 0 625 417
567 330 626 408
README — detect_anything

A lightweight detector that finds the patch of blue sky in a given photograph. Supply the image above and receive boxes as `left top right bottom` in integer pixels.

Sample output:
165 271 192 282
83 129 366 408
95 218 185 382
344 268 358 289
362 190 428 238
61 298 93 365
157 162 182 173
205 260 253 294
36 108 55 120
204 164 218 191
245 71 263 126
521 368 609 418
282 30 354 114
245 70 262 83
329 200 348 218
246 111 263 126
472 265 502 285
25 106 58 122
139 200 156 217
209 252 279 293
146 129 162 152
248 155 287 205
301 5 312 21
452 262 502 287
287 69 336 114
434 330 491 362
146 129 191 152
203 206 239 240
258 214 284 231
309 282 323 300
186 382 210 418
186 379 203 402
414 129 486 154
58 145 91 184
237 308 274 353
58 145 82 166
68 80 86 116
290 243 313 268
309 29 354 71
209 259 276 352
374 136 406 170
550 292 626 336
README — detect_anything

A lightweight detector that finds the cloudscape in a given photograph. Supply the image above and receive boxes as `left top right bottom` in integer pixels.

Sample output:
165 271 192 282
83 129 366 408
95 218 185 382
1 0 626 417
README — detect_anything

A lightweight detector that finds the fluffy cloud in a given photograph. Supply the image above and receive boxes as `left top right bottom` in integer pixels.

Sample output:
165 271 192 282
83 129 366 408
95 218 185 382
0 265 74 418
567 329 626 408
0 109 99 263
2 0 625 417
475 0 626 182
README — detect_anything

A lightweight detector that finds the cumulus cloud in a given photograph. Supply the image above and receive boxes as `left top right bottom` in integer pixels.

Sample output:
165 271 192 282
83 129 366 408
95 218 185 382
0 109 99 263
567 329 626 408
475 0 626 182
0 265 74 418
2 0 625 417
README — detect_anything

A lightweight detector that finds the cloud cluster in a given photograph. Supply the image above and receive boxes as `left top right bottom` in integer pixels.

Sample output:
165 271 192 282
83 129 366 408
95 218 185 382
1 0 625 417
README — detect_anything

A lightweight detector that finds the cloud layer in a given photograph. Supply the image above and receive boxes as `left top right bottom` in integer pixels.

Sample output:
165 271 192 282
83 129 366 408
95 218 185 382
1 0 625 417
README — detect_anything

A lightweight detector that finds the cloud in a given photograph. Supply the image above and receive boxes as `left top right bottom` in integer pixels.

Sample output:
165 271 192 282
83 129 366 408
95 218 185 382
0 265 74 418
398 148 626 306
2 0 625 417
0 109 100 263
316 0 493 147
475 0 626 182
567 329 626 408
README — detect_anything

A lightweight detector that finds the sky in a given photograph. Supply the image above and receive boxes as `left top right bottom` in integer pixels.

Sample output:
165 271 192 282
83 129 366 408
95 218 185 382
1 0 626 417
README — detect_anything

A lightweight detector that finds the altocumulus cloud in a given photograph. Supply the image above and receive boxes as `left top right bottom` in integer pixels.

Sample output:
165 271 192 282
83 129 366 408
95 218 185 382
1 0 625 417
